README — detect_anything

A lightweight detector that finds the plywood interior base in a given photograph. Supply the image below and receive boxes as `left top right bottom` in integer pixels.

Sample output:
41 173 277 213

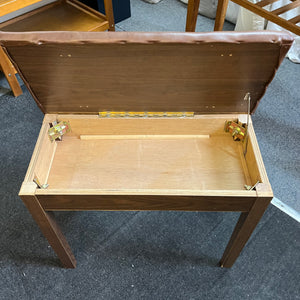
24 114 261 192
47 135 250 190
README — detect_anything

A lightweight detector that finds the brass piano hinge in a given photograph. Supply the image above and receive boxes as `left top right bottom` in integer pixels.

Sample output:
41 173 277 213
98 111 195 118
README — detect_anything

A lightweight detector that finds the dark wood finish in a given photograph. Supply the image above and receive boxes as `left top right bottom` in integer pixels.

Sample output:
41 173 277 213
0 47 22 97
185 0 201 32
220 193 272 267
20 193 76 268
37 194 256 212
214 0 300 36
0 31 293 114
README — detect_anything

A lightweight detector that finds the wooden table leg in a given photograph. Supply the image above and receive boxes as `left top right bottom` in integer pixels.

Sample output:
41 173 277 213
214 0 229 31
186 0 201 32
220 196 271 268
0 47 23 97
20 194 77 268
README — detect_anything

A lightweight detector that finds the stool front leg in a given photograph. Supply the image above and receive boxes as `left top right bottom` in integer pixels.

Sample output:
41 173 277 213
220 196 271 268
20 194 76 268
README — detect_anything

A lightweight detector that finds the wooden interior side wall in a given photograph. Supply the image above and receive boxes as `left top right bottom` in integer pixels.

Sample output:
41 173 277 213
57 115 236 137
24 117 57 185
244 123 269 185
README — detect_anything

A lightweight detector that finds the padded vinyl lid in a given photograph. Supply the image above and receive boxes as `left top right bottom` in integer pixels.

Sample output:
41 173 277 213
0 31 293 114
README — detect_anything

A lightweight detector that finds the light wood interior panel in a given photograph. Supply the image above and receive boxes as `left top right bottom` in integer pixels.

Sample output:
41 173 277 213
34 135 57 185
24 121 57 185
46 136 252 190
58 115 234 137
27 115 264 192
244 124 269 184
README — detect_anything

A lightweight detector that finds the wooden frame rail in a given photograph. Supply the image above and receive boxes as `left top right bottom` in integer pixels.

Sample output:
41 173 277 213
20 182 272 269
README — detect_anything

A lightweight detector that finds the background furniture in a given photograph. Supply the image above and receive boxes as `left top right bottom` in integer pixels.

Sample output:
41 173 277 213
97 0 131 23
0 0 42 17
186 0 300 35
78 0 131 23
0 47 22 97
186 0 201 31
215 0 300 35
0 0 114 96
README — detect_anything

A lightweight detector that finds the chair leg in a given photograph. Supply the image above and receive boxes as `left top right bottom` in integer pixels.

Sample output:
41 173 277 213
186 0 201 32
0 47 22 97
20 194 77 268
220 196 271 268
103 0 115 31
214 0 229 31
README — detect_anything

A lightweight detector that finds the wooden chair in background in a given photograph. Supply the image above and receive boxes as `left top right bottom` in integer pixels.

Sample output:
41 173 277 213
0 0 115 97
0 47 22 96
186 0 300 35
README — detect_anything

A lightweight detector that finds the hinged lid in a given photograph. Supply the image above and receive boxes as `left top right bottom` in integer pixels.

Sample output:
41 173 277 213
0 31 293 114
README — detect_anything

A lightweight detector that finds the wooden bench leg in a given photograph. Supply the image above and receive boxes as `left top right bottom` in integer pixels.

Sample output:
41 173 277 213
20 194 77 268
214 0 229 31
186 0 201 32
0 47 23 97
104 0 115 31
220 196 271 267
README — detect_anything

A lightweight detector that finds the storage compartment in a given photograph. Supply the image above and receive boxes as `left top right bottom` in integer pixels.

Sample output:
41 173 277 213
26 114 265 193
